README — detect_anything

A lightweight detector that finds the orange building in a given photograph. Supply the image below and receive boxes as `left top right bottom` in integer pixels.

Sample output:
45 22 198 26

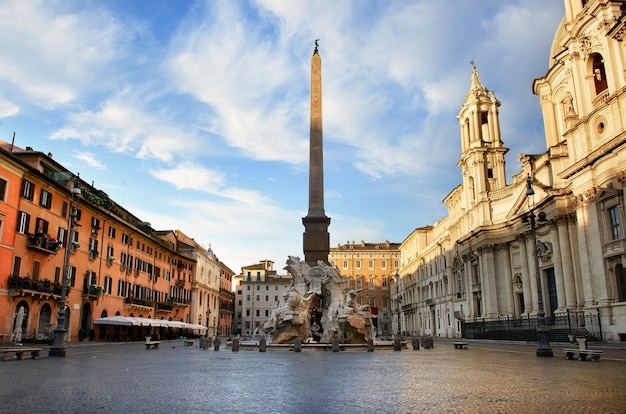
1 142 197 343
329 241 400 336
218 261 235 336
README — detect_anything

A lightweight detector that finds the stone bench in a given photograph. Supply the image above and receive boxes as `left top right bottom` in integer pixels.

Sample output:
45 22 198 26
452 342 468 349
563 348 602 361
1 347 42 361
144 341 161 349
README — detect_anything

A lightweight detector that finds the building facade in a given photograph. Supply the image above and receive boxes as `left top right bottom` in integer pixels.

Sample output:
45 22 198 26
0 143 231 343
329 241 400 336
218 260 235 337
396 0 626 343
233 260 291 337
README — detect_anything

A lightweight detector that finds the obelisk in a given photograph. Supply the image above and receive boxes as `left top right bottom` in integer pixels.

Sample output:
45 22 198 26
302 40 331 265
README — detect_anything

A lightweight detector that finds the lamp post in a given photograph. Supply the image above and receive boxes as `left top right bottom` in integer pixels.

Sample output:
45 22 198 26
395 272 402 338
523 174 553 357
49 175 81 357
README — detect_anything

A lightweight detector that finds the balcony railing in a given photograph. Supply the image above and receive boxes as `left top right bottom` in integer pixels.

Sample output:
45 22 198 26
124 297 154 308
603 239 625 258
27 234 62 255
82 284 102 299
155 301 174 311
8 276 62 297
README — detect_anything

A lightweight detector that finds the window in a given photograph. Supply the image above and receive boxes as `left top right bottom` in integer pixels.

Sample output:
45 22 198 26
369 276 376 288
122 233 129 244
356 260 361 268
369 296 376 307
68 266 76 287
32 261 40 279
57 227 67 247
369 260 374 269
343 260 348 269
382 297 389 308
0 177 7 201
591 53 608 95
39 189 52 209
616 264 626 302
21 179 34 201
35 218 49 235
61 201 68 218
12 256 21 277
608 206 622 240
382 277 388 288
17 211 30 234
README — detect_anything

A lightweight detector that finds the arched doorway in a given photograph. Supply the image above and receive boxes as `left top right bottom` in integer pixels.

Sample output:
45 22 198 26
38 303 52 342
98 309 108 340
12 301 29 343
80 302 92 341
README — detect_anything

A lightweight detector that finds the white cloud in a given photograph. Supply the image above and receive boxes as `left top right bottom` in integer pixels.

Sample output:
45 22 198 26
0 0 143 108
72 151 105 170
0 99 19 118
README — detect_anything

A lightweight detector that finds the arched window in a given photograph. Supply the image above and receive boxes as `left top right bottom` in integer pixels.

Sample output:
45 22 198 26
591 53 608 95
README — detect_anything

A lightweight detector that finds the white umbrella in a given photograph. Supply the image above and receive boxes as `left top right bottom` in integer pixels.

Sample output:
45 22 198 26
93 315 135 326
11 306 25 343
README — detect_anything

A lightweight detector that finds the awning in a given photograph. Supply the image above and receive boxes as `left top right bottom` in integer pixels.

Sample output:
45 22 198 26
94 316 207 331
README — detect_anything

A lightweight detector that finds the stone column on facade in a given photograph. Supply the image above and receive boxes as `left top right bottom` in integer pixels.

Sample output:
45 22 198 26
502 243 515 316
518 235 535 315
575 191 599 307
479 245 499 318
546 220 567 314
462 254 475 318
583 197 611 306
556 216 577 310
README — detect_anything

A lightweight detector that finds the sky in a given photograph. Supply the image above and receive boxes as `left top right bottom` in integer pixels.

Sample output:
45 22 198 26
0 0 565 274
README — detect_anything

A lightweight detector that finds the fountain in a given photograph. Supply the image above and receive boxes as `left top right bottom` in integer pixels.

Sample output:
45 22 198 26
262 256 375 344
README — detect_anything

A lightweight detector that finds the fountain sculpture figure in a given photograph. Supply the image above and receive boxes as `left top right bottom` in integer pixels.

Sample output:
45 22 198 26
263 256 374 344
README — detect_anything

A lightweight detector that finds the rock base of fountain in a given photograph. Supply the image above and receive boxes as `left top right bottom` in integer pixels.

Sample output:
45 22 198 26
263 256 375 344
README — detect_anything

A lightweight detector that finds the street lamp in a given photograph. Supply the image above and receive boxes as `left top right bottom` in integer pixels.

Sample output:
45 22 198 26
394 272 402 338
522 174 553 357
49 175 81 357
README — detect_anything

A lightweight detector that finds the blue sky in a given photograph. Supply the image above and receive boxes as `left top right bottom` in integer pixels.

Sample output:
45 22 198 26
0 0 564 273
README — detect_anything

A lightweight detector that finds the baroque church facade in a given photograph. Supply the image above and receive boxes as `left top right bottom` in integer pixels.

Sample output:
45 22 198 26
396 0 626 343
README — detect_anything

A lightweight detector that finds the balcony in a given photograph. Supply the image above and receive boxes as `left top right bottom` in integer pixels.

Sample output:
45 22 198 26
27 234 62 255
8 276 61 299
425 299 433 305
155 301 174 312
603 239 625 258
82 284 102 300
124 297 154 311
401 303 414 311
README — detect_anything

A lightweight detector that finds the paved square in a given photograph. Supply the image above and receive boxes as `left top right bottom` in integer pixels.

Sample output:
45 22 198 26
1 340 625 413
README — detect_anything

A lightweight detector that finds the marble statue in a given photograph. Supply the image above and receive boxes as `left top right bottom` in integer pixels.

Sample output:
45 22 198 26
262 256 374 344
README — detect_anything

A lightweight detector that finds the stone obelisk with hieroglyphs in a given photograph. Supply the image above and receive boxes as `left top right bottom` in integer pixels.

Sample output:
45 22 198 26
302 40 331 265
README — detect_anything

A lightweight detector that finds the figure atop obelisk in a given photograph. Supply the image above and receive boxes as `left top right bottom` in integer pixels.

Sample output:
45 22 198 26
302 39 331 266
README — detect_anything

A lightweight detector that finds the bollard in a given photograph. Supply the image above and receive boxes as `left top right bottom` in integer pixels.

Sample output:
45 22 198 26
331 338 339 352
424 336 433 349
412 336 420 351
232 337 239 352
367 338 374 352
393 337 402 351
259 336 267 352
294 338 302 352
214 337 220 351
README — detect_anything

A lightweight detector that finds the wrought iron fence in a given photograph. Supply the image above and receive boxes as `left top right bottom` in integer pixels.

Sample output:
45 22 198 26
461 310 602 342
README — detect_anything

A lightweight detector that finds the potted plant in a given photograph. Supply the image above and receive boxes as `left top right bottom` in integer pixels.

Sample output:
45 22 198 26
78 328 86 341
89 329 96 341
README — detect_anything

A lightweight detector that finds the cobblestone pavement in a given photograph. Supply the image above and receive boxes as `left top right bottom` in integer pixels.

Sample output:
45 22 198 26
1 339 625 414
